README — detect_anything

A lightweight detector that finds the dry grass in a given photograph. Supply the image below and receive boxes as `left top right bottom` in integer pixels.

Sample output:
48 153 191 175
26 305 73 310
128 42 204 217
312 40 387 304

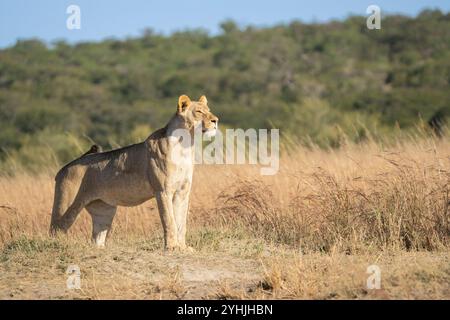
0 137 449 299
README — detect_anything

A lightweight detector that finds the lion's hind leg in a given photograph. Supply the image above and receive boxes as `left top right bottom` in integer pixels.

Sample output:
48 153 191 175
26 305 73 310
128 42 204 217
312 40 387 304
85 200 117 248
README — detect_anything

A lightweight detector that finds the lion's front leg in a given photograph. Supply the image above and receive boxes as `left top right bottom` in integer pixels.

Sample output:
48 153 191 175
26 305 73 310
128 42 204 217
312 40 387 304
155 191 178 250
173 185 192 250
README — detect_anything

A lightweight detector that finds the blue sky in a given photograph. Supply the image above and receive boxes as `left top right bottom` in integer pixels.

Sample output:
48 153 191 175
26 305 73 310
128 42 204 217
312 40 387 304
1 0 449 48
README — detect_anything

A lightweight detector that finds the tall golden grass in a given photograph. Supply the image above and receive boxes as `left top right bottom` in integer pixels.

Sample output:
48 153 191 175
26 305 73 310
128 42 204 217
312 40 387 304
0 136 449 253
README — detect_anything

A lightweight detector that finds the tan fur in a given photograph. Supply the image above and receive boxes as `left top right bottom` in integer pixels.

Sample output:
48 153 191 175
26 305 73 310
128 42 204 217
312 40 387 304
50 95 218 250
55 145 102 180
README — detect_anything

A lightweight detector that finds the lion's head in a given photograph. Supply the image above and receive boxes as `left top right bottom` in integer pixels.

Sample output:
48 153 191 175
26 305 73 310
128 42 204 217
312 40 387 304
177 94 219 138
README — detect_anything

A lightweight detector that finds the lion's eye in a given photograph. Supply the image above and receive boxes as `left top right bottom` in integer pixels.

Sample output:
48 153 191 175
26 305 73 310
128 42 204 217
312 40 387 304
195 110 203 115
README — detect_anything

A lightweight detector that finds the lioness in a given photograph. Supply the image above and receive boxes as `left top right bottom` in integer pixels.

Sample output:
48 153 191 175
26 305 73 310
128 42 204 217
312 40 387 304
50 95 218 250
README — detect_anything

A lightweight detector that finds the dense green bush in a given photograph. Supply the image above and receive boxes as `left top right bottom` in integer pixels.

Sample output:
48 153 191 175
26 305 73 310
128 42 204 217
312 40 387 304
0 10 449 169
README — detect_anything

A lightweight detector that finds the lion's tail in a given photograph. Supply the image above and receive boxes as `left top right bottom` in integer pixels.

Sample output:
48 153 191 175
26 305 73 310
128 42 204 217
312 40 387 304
49 169 83 235
50 176 69 235
50 145 100 235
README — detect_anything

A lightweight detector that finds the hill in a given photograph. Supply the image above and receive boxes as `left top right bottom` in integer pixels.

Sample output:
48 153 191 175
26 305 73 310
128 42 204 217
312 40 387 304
0 9 449 170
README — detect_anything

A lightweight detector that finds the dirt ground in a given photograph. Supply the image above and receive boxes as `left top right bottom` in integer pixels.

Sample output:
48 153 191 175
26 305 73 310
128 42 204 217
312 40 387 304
0 234 449 300
0 235 261 299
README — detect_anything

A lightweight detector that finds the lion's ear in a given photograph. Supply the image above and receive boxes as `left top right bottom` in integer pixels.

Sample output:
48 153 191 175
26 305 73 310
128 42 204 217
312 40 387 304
178 95 191 113
199 95 208 105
